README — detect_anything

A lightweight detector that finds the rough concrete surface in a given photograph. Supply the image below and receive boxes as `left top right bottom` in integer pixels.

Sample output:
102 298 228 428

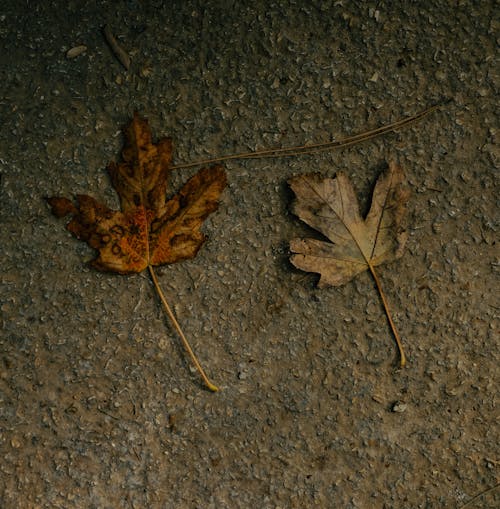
0 1 498 508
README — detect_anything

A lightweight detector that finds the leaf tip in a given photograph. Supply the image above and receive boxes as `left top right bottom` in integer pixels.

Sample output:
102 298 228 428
46 196 77 218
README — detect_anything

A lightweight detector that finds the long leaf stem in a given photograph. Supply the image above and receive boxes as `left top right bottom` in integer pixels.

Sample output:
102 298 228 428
170 103 443 171
367 263 406 367
148 265 219 392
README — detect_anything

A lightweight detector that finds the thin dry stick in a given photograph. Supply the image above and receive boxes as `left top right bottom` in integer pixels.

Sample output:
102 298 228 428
148 265 219 392
459 483 500 508
368 264 406 367
103 25 131 70
171 103 443 170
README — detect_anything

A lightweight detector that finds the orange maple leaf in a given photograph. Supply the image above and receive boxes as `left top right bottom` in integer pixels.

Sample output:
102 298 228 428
49 113 226 273
48 113 226 391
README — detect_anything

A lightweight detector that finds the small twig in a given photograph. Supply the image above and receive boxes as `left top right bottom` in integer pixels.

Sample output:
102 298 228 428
171 103 444 170
148 265 219 392
103 25 130 70
459 483 500 508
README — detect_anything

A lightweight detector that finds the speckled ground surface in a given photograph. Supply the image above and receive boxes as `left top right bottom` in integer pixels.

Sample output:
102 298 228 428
0 1 498 508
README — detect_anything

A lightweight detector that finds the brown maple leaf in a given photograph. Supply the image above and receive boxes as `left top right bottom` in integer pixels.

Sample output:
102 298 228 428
48 113 226 390
289 162 410 366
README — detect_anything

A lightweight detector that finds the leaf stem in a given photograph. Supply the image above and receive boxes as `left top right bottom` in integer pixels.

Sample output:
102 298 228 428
367 263 406 367
170 103 443 170
148 265 219 392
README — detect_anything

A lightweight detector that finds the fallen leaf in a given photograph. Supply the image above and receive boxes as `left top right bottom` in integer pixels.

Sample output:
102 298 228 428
48 113 226 390
289 162 409 366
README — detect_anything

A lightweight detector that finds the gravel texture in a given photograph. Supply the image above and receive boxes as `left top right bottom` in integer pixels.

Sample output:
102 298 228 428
0 1 498 508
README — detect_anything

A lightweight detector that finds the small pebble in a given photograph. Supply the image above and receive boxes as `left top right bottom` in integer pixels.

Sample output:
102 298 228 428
391 401 408 413
432 221 443 234
435 69 447 81
66 45 87 59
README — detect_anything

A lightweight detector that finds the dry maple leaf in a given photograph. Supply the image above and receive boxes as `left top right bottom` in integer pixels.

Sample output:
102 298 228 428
48 112 226 391
289 162 410 366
